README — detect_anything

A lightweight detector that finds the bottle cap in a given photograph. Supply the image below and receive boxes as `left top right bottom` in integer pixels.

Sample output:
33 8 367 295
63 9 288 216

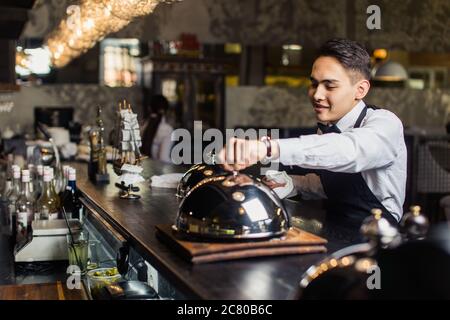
21 170 30 182
13 169 21 179
68 168 76 181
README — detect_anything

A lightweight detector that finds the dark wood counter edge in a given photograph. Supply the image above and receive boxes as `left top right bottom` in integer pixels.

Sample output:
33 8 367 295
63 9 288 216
79 186 205 299
71 161 338 300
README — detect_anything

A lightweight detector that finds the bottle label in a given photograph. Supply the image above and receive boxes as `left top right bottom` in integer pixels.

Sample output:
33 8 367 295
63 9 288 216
48 212 59 220
17 211 28 237
8 203 16 233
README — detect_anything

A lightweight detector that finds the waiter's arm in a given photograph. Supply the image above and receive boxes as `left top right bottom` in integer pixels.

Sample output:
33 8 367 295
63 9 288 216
277 110 404 173
218 110 403 172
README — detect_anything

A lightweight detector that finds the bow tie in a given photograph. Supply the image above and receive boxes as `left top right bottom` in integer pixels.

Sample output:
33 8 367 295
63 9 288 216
317 123 341 134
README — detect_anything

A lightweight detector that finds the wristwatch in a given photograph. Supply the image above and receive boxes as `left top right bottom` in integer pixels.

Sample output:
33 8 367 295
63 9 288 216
260 136 272 164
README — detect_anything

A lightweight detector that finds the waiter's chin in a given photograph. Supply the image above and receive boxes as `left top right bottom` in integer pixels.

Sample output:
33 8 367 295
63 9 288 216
314 107 333 122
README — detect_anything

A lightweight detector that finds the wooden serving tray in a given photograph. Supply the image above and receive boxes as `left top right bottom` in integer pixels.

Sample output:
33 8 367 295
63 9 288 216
155 224 327 264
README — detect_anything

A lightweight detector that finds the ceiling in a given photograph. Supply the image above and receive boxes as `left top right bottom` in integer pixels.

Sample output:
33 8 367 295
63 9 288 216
0 0 36 39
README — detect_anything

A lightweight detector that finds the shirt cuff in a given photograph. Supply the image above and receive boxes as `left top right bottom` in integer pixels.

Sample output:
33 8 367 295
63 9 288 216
277 138 305 165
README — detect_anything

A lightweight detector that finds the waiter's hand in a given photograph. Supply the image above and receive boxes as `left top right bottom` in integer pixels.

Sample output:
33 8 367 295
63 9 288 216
262 177 287 189
218 138 266 171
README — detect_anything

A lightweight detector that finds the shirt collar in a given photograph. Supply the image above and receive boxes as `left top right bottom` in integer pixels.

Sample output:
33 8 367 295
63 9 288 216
335 100 366 132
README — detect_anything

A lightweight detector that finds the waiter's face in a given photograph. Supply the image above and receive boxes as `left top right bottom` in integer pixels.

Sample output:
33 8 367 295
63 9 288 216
308 56 366 124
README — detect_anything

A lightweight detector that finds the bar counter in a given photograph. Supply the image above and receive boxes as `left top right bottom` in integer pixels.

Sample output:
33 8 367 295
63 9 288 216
72 160 349 300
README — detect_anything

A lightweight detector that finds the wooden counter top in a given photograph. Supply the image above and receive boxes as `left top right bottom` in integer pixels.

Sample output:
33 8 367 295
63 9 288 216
0 281 89 300
72 160 345 300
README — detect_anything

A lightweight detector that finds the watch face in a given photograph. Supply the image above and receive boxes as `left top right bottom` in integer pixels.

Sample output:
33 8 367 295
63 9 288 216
260 136 272 158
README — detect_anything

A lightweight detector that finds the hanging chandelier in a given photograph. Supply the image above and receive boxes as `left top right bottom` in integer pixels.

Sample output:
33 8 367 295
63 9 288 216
45 0 183 68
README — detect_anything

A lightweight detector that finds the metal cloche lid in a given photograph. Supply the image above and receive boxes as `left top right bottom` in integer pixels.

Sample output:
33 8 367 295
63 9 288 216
174 172 290 240
400 205 429 240
176 163 229 199
360 208 400 248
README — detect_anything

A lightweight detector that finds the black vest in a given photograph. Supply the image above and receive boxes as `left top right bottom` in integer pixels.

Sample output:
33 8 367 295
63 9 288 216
316 105 398 234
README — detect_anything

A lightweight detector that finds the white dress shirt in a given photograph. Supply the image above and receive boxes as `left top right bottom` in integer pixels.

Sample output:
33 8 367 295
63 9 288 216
277 100 407 221
151 116 174 163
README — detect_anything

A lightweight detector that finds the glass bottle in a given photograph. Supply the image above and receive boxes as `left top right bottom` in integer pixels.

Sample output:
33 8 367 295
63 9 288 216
62 168 82 220
1 155 15 202
59 165 71 199
0 156 14 233
37 169 60 220
35 164 44 199
15 169 35 245
48 167 61 210
6 166 21 237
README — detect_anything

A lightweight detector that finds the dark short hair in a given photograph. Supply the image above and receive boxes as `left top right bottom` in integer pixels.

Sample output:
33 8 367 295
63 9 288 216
150 94 169 113
317 38 371 81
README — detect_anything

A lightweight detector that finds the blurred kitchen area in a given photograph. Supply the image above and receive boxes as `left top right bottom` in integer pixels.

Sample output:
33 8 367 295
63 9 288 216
2 0 449 219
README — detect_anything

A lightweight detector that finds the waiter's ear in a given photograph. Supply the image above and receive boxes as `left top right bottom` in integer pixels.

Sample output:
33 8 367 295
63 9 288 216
354 79 370 100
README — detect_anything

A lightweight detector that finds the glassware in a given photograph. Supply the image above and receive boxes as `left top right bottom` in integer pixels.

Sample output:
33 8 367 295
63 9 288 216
67 230 89 275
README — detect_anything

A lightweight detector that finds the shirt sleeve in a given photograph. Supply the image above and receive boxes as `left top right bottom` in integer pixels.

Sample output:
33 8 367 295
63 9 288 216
278 110 404 173
291 173 327 200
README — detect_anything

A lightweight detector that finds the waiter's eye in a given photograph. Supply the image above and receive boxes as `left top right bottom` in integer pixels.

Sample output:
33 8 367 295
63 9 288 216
310 81 318 88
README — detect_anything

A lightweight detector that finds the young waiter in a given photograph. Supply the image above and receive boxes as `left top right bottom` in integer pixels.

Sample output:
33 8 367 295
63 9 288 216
219 39 407 235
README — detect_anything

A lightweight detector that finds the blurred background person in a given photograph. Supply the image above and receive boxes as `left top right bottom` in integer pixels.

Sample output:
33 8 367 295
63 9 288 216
141 94 174 163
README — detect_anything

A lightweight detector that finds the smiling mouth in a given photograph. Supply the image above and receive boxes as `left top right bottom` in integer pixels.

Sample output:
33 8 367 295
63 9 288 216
313 103 330 110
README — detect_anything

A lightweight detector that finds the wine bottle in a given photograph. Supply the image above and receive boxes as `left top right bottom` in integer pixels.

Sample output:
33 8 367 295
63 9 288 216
37 169 60 220
35 164 44 199
62 168 82 220
59 165 71 199
15 170 35 246
48 167 61 210
0 157 14 234
6 166 21 237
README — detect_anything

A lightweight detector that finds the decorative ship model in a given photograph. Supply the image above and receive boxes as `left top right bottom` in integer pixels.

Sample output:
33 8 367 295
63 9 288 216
112 99 145 199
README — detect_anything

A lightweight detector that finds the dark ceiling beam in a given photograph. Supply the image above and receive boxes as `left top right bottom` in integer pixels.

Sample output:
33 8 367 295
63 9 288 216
0 0 36 9
0 5 32 39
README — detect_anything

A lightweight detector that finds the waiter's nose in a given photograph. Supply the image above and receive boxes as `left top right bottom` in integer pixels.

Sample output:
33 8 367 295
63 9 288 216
313 85 326 101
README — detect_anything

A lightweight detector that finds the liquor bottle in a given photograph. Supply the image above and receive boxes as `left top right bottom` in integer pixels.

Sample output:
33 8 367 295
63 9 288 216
35 164 44 199
37 169 60 220
6 166 21 237
1 157 14 233
59 165 71 199
48 167 61 210
62 168 82 220
15 170 35 246
1 154 14 201
27 164 36 196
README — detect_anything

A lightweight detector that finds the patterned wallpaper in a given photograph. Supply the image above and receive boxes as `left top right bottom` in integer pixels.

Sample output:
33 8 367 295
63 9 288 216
226 86 450 132
22 0 450 52
0 85 142 139
204 0 346 46
354 0 450 53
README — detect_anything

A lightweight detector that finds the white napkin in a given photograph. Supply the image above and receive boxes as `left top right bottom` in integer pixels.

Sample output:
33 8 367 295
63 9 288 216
265 170 296 199
150 173 184 188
